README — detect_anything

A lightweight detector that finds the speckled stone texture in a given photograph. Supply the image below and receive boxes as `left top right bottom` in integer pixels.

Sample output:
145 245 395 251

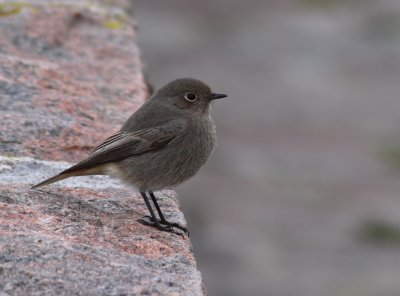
0 1 204 295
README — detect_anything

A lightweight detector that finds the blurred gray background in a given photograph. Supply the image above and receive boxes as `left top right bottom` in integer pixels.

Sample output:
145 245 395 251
133 1 400 295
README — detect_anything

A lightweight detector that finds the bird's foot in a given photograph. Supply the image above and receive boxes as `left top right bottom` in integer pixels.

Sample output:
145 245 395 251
138 216 189 236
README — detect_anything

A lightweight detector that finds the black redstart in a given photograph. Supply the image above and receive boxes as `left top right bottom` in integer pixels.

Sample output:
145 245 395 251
32 78 227 235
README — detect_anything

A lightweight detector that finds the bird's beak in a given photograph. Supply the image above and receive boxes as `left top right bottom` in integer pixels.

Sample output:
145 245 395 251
211 93 228 100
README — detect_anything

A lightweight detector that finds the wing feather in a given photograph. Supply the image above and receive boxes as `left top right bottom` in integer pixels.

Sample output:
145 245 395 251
62 119 186 174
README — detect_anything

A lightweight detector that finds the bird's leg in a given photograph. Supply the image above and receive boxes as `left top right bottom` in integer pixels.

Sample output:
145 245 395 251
138 192 183 235
149 191 189 235
139 191 158 222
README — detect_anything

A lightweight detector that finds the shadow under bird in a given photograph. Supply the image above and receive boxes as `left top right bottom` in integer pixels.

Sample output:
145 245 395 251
31 78 227 235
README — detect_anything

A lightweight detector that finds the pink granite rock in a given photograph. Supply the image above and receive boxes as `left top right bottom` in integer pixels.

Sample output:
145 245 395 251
0 1 204 295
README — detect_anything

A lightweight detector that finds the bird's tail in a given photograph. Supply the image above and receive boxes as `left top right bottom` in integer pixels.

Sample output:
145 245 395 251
31 163 106 189
31 172 75 189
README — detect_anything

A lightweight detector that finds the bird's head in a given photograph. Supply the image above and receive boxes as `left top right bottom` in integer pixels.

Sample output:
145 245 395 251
153 78 227 114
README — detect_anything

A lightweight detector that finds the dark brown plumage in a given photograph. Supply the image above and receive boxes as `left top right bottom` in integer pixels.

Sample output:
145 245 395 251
32 78 227 234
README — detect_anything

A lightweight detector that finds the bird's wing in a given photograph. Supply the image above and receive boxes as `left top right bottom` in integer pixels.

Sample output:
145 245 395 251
62 119 186 174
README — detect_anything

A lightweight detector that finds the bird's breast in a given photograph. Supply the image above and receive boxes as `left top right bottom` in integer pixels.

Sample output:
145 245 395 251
162 118 216 183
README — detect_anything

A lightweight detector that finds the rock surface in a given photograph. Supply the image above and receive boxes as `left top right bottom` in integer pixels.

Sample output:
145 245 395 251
0 1 204 295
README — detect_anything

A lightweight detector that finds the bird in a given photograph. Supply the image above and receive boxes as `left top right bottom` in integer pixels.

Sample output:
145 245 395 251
31 78 227 235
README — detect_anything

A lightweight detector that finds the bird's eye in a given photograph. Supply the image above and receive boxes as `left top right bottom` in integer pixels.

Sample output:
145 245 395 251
184 92 197 102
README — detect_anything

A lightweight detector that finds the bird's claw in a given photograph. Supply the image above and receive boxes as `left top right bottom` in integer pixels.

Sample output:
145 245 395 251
138 216 189 236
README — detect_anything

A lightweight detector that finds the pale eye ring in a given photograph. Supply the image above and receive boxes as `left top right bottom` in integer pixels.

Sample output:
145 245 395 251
184 92 197 102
